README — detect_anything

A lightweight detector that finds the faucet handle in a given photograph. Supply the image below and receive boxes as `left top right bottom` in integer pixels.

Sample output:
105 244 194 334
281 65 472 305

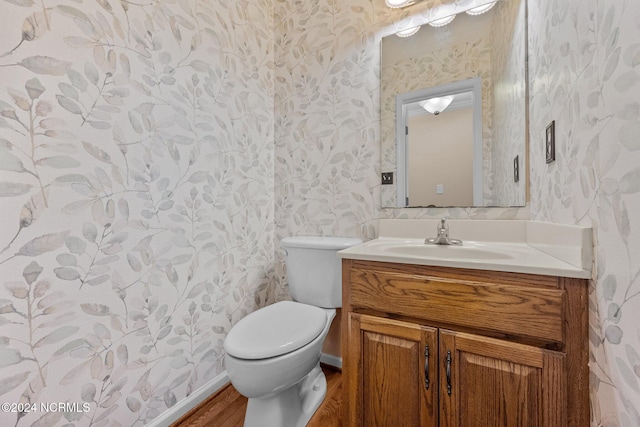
426 217 462 246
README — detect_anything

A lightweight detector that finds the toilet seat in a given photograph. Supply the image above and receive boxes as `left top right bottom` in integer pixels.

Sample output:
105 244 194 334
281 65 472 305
224 301 327 360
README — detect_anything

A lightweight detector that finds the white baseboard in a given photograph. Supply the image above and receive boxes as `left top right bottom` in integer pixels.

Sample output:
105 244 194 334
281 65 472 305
320 353 342 369
149 371 230 427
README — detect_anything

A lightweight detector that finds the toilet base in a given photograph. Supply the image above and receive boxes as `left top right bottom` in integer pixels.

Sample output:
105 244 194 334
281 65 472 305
243 363 327 427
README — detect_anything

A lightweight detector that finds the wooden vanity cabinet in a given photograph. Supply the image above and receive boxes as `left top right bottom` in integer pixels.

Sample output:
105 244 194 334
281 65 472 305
348 314 438 426
341 259 588 427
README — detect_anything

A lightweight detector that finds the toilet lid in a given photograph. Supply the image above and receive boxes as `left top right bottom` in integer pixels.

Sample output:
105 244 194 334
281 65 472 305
224 301 327 360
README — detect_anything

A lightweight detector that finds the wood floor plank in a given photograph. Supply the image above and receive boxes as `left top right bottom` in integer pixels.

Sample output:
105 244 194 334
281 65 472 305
172 365 341 426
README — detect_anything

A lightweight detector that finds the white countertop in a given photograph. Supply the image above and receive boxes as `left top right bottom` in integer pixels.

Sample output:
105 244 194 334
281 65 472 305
338 220 593 279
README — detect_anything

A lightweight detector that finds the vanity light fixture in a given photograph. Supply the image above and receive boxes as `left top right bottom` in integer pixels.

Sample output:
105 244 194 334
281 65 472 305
427 14 456 27
466 0 498 15
385 0 413 8
396 25 421 38
419 95 454 115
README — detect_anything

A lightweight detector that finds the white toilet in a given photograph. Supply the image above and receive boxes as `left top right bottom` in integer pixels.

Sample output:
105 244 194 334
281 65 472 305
223 236 362 427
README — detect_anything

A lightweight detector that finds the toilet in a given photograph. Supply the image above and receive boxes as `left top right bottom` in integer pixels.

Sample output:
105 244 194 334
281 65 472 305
223 236 362 427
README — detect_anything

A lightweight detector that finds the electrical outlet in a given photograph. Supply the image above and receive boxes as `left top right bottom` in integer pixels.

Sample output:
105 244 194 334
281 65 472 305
381 172 394 185
436 184 444 194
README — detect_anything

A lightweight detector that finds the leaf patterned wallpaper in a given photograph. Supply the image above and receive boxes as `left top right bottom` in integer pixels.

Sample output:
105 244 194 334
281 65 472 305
488 0 527 207
1 0 638 425
528 0 640 424
273 0 529 256
274 0 639 425
0 0 274 425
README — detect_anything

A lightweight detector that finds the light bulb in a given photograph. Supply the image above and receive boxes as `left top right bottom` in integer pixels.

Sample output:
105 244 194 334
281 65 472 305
419 95 455 115
466 1 497 15
385 0 412 8
427 14 456 27
396 25 421 38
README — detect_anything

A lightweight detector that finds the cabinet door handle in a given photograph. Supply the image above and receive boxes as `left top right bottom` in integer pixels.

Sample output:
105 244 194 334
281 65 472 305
446 350 452 396
424 345 430 389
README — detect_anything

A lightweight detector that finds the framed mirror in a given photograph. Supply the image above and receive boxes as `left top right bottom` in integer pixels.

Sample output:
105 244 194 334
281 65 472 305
381 0 528 208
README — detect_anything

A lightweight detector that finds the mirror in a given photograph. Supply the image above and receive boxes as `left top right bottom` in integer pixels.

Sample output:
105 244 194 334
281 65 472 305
381 0 528 208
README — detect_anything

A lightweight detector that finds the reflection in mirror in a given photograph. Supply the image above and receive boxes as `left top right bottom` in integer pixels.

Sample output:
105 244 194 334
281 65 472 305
397 78 483 207
381 0 528 208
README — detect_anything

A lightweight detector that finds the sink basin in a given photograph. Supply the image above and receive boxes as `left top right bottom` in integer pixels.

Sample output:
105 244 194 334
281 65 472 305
337 222 593 279
381 244 514 260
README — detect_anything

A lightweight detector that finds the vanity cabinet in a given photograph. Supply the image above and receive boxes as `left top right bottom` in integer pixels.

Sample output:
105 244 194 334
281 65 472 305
341 259 588 427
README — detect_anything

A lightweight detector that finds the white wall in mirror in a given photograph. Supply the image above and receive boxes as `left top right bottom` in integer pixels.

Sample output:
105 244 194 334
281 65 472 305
408 107 475 205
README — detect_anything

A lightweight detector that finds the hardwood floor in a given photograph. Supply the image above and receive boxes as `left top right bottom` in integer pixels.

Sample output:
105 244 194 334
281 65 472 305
172 365 342 427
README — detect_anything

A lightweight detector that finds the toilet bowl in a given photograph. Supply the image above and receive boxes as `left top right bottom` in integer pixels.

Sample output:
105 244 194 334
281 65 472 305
225 303 335 426
223 236 362 427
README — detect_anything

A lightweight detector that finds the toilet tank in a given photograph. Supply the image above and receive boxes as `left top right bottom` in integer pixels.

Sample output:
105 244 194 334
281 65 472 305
281 236 362 308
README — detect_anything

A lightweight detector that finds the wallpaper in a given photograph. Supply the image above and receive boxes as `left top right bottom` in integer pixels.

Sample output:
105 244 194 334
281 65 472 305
274 0 639 425
0 0 273 425
1 0 637 425
528 0 640 425
488 0 527 206
273 0 529 262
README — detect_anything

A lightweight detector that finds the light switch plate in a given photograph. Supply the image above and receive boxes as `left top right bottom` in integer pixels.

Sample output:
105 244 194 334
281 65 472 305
546 121 555 163
381 172 394 185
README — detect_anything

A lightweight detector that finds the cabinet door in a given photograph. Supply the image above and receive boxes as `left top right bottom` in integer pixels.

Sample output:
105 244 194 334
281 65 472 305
347 313 438 427
439 330 566 427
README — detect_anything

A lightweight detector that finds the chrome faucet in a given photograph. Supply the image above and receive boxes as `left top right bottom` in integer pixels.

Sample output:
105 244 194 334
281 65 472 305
425 218 462 246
